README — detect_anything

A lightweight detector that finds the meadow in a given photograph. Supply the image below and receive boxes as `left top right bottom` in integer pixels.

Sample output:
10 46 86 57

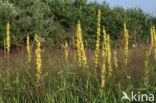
0 9 156 103
0 45 156 103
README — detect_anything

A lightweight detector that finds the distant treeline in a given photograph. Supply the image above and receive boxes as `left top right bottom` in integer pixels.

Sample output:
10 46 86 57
0 0 156 48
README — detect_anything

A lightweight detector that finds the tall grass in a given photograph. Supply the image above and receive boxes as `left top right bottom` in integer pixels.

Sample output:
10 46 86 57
0 46 155 103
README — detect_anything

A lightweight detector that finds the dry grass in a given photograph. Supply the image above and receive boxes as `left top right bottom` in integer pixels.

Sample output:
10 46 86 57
0 45 155 102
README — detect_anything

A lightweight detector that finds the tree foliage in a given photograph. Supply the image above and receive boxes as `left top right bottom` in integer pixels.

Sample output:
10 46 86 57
0 0 155 48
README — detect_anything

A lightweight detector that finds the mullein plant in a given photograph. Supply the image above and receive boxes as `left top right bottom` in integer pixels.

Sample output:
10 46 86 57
6 22 10 70
95 9 101 68
6 22 10 56
76 22 82 67
35 35 41 82
76 21 88 68
144 47 149 87
124 23 129 66
102 27 107 56
101 48 106 88
65 40 68 61
27 35 31 63
101 27 107 88
153 26 156 62
107 35 112 77
150 26 155 47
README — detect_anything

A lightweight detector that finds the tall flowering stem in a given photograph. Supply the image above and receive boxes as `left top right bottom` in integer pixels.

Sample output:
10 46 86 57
35 35 41 82
102 27 107 56
27 35 31 63
107 35 112 77
153 27 156 61
6 22 10 55
95 9 101 68
76 22 82 67
101 49 106 88
101 27 107 88
124 23 129 66
65 40 68 61
76 21 88 68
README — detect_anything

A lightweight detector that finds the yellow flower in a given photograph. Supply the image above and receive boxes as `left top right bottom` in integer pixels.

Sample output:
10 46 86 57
6 22 10 55
95 9 101 68
124 23 129 66
101 28 107 88
76 22 82 67
153 26 156 61
76 21 88 68
35 35 41 81
107 35 112 77
27 35 31 63
65 40 68 61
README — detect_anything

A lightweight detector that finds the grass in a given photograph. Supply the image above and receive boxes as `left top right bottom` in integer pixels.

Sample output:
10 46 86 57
0 46 155 103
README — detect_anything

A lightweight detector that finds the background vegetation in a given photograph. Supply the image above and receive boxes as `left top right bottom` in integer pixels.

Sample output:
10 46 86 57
0 0 156 48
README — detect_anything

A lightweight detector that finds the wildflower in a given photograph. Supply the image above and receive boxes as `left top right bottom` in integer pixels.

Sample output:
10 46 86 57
107 35 112 77
35 35 41 81
6 22 10 55
114 50 118 70
95 9 101 68
76 21 88 68
27 35 31 63
124 23 129 66
101 27 107 88
65 40 68 61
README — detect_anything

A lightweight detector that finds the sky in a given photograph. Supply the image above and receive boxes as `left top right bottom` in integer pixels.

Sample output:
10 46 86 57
88 0 156 16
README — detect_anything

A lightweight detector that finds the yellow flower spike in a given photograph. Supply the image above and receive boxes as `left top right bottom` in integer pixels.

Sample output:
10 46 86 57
124 23 129 66
153 26 156 61
101 49 106 88
65 40 68 62
107 35 112 77
79 22 88 68
6 22 10 55
35 35 41 82
27 35 31 63
76 22 82 67
101 28 107 88
95 9 101 68
76 21 88 68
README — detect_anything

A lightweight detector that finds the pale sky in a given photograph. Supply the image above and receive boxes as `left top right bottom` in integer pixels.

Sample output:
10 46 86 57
88 0 156 16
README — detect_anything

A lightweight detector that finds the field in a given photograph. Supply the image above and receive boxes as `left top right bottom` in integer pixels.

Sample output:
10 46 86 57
0 44 156 103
